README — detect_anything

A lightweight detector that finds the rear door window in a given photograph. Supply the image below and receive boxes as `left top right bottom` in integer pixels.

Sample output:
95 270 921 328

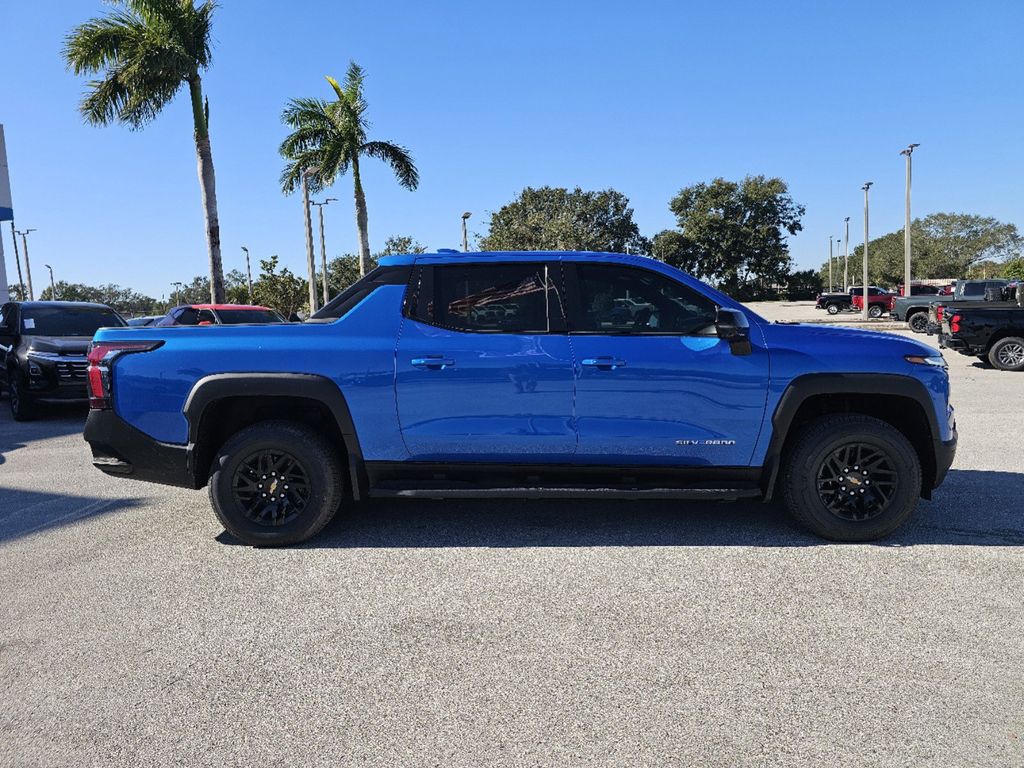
412 263 564 333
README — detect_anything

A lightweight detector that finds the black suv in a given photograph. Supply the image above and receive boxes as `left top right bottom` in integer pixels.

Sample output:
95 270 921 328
0 301 127 420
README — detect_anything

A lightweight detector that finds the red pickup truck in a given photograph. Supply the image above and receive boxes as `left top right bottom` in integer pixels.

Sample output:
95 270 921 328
851 286 895 318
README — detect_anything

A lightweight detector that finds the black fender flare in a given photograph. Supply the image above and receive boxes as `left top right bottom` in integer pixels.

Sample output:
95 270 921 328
182 373 367 499
761 373 943 501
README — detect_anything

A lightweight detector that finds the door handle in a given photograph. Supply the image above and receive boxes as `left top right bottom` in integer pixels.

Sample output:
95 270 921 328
411 356 456 370
581 356 627 370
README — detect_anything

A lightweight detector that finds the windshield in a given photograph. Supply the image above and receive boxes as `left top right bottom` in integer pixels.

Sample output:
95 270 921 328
215 308 285 324
21 306 126 336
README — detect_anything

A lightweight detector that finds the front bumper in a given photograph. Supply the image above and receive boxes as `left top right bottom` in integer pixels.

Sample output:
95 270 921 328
84 409 199 489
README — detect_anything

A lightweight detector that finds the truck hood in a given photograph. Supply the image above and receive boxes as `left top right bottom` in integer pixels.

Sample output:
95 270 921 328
761 322 940 369
25 337 92 356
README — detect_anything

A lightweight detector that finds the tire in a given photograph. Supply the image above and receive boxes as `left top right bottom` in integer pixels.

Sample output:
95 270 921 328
868 305 883 319
8 371 37 422
781 414 922 541
208 420 344 546
908 312 928 333
826 303 840 315
987 336 1024 372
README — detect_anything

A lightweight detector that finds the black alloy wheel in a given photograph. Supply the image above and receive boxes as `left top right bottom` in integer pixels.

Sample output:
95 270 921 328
815 442 898 522
232 449 311 527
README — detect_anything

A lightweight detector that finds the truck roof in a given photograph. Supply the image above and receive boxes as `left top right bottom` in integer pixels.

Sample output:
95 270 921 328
378 250 641 267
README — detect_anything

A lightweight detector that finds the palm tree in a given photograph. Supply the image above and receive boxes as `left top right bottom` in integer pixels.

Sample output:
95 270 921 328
280 62 419 276
64 0 225 302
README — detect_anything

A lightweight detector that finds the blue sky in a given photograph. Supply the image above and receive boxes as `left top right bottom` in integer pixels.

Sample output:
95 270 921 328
1 0 1022 299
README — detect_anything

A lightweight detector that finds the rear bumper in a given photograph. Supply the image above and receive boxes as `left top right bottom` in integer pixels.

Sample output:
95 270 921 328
938 335 982 356
83 409 199 489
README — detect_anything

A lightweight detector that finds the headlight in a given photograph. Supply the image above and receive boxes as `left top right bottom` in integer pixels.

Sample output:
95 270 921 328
905 354 947 368
27 360 43 377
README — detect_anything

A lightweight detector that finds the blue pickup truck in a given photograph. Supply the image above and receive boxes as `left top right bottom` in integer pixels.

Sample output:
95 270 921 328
84 251 957 545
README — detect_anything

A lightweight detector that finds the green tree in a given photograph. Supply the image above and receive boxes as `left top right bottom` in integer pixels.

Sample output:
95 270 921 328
175 276 211 305
656 176 804 299
280 62 419 277
821 213 1022 286
224 269 250 304
786 269 823 301
39 281 159 314
252 256 308 319
1001 257 1024 280
479 186 648 254
64 0 225 303
380 235 426 256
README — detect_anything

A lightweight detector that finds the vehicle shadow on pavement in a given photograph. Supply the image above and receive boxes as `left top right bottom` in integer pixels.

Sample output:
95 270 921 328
0 402 88 466
0 487 141 544
264 469 1023 549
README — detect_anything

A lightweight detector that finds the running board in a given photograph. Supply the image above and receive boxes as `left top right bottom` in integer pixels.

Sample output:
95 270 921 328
368 486 762 501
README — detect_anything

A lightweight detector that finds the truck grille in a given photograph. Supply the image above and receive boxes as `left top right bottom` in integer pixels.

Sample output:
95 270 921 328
57 360 89 380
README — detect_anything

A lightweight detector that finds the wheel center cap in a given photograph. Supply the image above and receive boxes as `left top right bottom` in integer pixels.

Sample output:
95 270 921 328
846 474 864 487
268 479 280 494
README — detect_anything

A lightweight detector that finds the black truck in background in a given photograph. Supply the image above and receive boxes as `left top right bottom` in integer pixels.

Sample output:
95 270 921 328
894 279 1008 333
940 284 1024 371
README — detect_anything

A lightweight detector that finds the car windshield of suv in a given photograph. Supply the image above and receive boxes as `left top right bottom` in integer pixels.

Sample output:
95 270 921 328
215 308 285 324
21 306 125 336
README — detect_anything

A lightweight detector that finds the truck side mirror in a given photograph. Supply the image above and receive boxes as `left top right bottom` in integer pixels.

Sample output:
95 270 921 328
716 308 752 356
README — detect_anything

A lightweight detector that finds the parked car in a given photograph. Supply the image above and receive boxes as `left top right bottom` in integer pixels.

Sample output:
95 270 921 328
127 315 166 327
84 251 957 547
155 304 286 326
940 291 1024 370
815 288 855 314
0 301 127 420
851 287 896 318
897 279 1010 334
924 280 1014 336
896 284 948 297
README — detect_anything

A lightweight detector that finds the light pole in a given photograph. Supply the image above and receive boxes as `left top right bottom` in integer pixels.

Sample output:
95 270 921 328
301 168 319 314
9 222 25 300
241 246 253 303
461 211 472 252
900 143 919 295
43 264 56 299
843 217 850 291
171 281 183 307
311 198 338 305
829 235 834 292
861 182 873 320
14 228 35 300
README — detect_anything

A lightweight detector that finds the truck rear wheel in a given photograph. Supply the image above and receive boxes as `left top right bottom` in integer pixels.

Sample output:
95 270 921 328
908 312 928 333
781 414 921 541
868 304 883 318
208 420 344 546
826 303 840 315
988 337 1024 371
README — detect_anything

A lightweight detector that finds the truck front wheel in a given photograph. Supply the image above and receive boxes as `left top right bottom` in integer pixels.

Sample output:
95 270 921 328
781 414 921 541
826 303 840 315
208 420 344 546
908 312 928 333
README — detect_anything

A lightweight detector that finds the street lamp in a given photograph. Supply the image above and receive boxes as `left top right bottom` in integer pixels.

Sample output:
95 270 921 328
843 217 850 291
43 264 56 299
241 246 253 302
829 235 834 292
861 182 873 320
9 222 26 300
301 167 319 314
311 198 338 305
461 211 472 252
14 228 36 300
171 281 183 307
900 143 920 296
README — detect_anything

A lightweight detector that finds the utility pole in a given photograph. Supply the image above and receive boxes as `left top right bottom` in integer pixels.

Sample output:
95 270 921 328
861 182 873 320
461 211 472 252
843 217 850 291
44 264 56 299
900 143 919 296
829 236 834 292
301 168 318 314
311 198 337 305
14 228 35 300
8 223 24 300
241 246 253 302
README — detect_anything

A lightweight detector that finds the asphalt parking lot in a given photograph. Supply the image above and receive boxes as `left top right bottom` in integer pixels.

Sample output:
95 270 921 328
1 330 1022 767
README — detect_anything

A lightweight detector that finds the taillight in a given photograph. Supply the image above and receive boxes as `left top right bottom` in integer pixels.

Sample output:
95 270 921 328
950 314 961 333
936 306 944 322
86 341 162 409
